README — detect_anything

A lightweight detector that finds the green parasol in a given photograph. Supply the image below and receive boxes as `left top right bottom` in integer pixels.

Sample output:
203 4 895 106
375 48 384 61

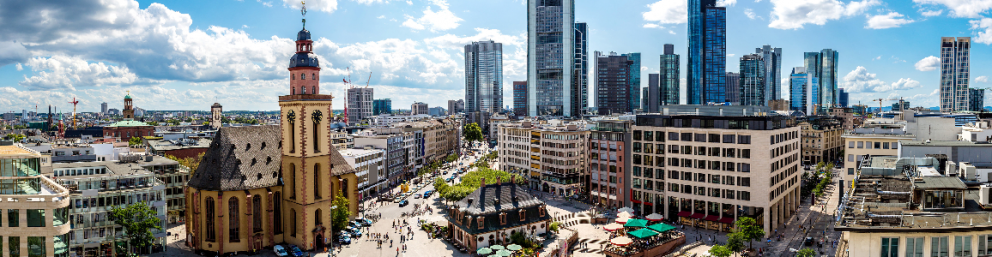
489 245 505 250
624 218 649 228
494 249 513 256
647 223 677 233
506 244 523 251
476 247 493 255
627 228 660 239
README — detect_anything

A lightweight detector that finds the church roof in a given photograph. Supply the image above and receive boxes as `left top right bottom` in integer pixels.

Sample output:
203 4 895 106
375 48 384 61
187 125 282 191
212 103 222 108
298 29 311 41
105 120 151 127
289 52 320 68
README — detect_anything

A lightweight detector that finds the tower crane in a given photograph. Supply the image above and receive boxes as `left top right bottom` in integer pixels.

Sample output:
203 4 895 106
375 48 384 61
68 97 79 129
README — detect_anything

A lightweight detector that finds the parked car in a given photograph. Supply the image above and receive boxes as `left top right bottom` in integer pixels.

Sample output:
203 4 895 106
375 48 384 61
339 233 352 245
289 245 305 257
804 237 814 246
423 190 433 198
273 245 289 257
399 200 409 207
356 218 372 227
414 194 422 199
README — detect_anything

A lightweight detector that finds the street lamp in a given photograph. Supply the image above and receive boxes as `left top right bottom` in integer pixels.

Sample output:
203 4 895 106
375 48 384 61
329 205 337 257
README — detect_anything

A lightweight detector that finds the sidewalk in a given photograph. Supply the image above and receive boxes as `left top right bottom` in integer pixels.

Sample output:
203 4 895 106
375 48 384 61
762 169 842 257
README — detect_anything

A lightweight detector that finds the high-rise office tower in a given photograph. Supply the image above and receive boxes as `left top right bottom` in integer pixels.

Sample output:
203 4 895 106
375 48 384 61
739 54 765 106
688 0 727 104
642 87 651 111
647 74 660 112
574 22 589 114
347 88 374 126
101 102 108 114
528 0 582 117
623 53 641 111
465 40 503 124
513 81 528 117
595 51 633 115
970 88 984 112
940 37 971 112
411 102 428 115
838 88 848 108
756 45 782 103
725 72 740 104
789 67 819 115
447 99 464 115
660 44 681 106
803 50 839 109
373 98 392 115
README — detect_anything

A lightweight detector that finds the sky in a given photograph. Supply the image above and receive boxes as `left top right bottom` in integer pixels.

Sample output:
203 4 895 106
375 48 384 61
0 0 991 113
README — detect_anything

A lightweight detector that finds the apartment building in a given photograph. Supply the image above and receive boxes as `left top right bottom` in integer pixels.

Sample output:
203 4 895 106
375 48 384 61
798 116 844 165
633 114 801 234
0 144 72 257
353 130 407 192
497 120 589 196
841 123 914 182
51 160 168 256
589 120 632 209
338 148 385 199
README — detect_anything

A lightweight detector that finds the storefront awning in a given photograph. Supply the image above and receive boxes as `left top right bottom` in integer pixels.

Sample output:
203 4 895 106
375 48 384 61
719 217 736 224
690 213 705 219
677 211 691 218
705 216 720 222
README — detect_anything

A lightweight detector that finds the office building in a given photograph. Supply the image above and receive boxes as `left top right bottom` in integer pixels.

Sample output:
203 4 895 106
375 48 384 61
497 120 589 195
632 112 801 234
0 144 72 257
411 102 428 115
512 81 528 117
891 100 910 112
687 0 727 105
660 44 681 106
429 107 446 116
101 102 108 115
623 53 642 111
595 52 634 115
755 45 782 102
797 116 843 165
373 98 392 115
647 74 660 112
347 88 374 126
447 100 464 115
790 67 819 115
803 49 839 109
725 72 740 105
739 54 765 106
465 41 503 125
338 148 385 199
970 88 984 112
574 22 589 115
841 121 914 182
590 120 632 209
528 0 585 117
838 88 848 107
941 37 971 112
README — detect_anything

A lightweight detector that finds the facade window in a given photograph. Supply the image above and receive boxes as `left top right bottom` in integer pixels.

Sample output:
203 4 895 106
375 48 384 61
291 209 297 237
881 237 899 257
252 195 262 232
932 236 949 257
978 235 992 256
314 164 321 199
27 237 44 257
519 210 526 221
848 168 854 175
8 237 18 257
857 141 863 148
274 192 282 234
229 197 240 242
477 217 484 229
906 237 923 257
205 198 215 241
289 164 296 199
954 235 971 257
27 210 44 227
315 209 322 225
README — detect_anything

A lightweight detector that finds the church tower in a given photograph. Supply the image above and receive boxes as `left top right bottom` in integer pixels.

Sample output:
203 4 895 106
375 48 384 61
211 103 223 129
278 4 359 251
122 92 134 120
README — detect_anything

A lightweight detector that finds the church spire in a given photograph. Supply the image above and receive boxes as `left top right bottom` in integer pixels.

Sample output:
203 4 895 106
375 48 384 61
301 1 307 29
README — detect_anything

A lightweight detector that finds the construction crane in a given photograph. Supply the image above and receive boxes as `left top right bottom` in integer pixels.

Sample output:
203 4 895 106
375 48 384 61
365 71 372 88
871 97 902 116
68 97 79 129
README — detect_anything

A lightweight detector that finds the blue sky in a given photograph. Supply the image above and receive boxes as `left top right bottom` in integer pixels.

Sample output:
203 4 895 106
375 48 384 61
0 0 990 113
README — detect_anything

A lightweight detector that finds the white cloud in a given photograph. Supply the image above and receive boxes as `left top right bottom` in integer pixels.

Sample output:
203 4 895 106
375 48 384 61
912 0 992 18
401 0 463 32
717 0 737 6
841 66 886 93
745 8 758 19
865 12 914 29
258 0 273 7
971 18 992 44
282 0 337 14
977 76 990 83
920 9 943 17
377 15 386 19
768 0 879 29
643 23 665 29
19 55 141 91
643 0 687 25
727 53 736 58
915 56 940 71
873 56 882 60
352 0 390 4
886 78 922 91
669 30 677 35
16 63 23 71
0 41 30 67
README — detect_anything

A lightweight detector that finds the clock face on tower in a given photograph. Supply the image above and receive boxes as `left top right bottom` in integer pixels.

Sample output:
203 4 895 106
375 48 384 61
287 110 296 124
311 110 322 124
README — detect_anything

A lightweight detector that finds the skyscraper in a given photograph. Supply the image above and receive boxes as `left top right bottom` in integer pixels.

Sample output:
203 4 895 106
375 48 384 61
347 88 374 126
528 0 582 117
647 74 660 112
660 44 680 105
643 86 652 111
739 54 765 106
373 98 392 115
411 102 428 115
623 53 641 111
789 67 819 115
838 88 848 108
574 22 589 114
465 40 503 124
970 88 984 112
725 72 740 104
941 37 971 112
803 49 839 109
756 45 782 103
595 51 633 115
513 81 528 117
447 99 464 115
688 0 727 104
101 102 108 114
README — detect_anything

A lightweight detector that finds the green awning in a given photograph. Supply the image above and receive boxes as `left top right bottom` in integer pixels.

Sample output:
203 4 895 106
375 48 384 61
624 218 649 228
627 228 659 239
647 223 676 233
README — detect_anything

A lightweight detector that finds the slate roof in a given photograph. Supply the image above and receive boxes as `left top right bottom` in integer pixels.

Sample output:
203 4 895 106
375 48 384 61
106 120 152 127
187 125 282 191
455 181 543 216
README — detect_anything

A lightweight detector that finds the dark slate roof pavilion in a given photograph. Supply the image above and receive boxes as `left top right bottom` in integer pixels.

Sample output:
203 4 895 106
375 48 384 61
448 178 551 235
187 125 283 191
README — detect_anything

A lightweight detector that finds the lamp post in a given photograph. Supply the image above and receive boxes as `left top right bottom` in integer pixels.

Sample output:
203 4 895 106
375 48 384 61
330 205 337 257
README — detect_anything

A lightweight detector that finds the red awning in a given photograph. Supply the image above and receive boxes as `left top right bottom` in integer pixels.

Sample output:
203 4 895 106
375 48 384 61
719 217 736 224
690 213 705 219
705 216 720 222
677 211 692 218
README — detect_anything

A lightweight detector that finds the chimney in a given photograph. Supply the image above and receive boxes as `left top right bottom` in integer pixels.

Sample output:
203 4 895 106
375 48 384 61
511 174 516 184
480 178 486 188
496 176 501 185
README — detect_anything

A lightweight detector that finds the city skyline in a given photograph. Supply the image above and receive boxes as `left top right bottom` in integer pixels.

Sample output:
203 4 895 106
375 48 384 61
0 0 991 113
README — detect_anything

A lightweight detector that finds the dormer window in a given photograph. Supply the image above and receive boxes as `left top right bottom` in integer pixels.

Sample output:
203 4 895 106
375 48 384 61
477 217 484 229
500 213 506 225
519 209 527 221
539 206 546 217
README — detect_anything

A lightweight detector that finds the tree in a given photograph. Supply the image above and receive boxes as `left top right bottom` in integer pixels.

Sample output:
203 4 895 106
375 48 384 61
165 152 205 176
463 122 483 143
726 232 746 255
549 222 560 233
109 202 161 256
3 134 25 142
733 217 765 250
128 136 142 147
330 192 351 233
146 121 159 126
797 248 816 257
708 245 732 257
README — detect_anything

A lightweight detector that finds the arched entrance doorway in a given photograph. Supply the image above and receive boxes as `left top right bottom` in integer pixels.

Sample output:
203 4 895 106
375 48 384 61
315 234 325 251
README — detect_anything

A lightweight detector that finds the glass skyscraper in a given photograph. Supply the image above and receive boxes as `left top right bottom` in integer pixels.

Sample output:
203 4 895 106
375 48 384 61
970 88 984 112
660 44 680 106
725 72 739 104
464 40 504 117
688 0 727 104
528 0 583 117
789 67 819 115
940 37 971 112
623 53 641 112
803 49 839 110
756 45 782 102
739 54 765 106
838 88 848 107
513 81 528 117
372 98 391 115
574 22 588 114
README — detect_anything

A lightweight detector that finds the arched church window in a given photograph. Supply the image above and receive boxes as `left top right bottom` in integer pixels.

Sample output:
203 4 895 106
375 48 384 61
301 73 305 80
311 73 315 80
